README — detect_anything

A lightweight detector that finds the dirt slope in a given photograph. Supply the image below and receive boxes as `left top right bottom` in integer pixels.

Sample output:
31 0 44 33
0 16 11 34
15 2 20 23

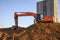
27 23 60 40
0 23 60 40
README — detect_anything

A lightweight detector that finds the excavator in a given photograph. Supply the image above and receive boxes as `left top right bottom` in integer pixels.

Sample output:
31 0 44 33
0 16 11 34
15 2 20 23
14 12 53 27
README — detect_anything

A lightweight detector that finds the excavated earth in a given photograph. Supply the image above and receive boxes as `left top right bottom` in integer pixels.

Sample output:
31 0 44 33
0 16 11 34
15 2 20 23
0 23 60 40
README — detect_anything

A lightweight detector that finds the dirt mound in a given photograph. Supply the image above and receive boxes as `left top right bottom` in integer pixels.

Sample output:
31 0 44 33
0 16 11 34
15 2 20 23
0 23 60 40
27 23 60 40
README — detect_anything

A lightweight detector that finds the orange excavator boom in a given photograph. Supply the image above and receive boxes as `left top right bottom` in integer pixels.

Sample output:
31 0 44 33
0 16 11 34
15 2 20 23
14 12 37 27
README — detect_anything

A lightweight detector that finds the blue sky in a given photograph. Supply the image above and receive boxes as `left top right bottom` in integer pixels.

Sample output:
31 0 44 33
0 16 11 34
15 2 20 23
0 0 60 28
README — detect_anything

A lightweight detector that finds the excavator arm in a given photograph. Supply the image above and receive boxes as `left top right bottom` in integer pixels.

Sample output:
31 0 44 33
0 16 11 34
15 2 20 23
16 12 36 18
14 12 37 27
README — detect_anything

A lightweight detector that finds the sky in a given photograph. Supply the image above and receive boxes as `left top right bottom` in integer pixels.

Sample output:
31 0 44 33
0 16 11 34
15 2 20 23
0 0 60 28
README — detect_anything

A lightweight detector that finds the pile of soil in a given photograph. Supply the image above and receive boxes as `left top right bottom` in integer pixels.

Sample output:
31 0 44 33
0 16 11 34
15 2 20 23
0 23 60 40
27 23 60 40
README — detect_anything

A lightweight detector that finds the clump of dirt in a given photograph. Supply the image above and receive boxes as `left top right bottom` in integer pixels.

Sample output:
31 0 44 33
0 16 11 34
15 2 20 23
0 23 60 40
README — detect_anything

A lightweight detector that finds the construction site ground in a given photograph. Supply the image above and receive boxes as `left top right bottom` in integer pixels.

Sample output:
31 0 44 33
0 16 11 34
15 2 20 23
0 23 60 40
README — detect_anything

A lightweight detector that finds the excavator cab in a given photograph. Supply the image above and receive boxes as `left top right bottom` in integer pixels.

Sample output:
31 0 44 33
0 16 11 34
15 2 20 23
36 14 53 23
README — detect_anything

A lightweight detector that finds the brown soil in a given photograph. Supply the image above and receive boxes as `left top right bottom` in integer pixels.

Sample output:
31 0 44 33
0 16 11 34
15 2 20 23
0 23 60 40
